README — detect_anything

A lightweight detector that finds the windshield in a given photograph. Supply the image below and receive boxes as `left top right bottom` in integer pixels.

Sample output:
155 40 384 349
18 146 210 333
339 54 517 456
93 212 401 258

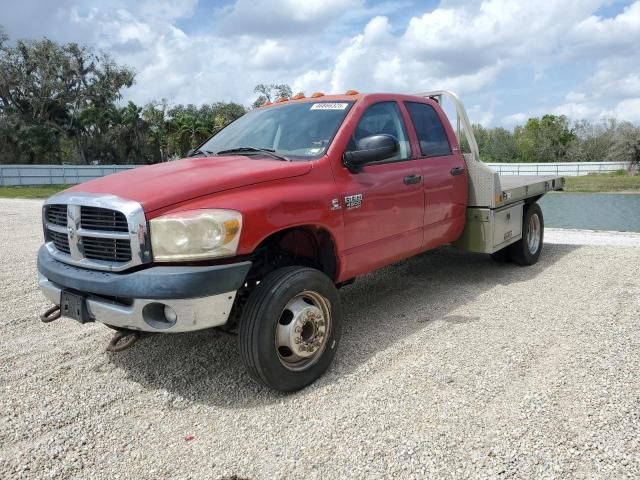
199 101 354 160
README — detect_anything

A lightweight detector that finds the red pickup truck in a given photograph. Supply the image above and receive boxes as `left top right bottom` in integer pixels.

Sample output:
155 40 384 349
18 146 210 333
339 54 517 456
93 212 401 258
38 90 564 391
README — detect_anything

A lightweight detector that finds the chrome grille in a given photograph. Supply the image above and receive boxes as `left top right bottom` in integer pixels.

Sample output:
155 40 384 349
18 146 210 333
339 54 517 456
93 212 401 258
46 204 67 226
82 237 132 262
80 206 129 232
48 230 71 254
42 193 150 272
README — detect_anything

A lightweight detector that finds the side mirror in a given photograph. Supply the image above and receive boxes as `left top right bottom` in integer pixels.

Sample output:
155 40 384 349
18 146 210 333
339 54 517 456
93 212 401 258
343 134 399 173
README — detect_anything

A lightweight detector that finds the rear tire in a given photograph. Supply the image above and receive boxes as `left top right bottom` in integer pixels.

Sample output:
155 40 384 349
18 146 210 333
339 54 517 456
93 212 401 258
508 202 544 266
238 266 342 392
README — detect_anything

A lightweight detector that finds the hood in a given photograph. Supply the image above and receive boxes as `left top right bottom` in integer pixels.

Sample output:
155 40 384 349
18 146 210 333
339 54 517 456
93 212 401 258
66 156 312 212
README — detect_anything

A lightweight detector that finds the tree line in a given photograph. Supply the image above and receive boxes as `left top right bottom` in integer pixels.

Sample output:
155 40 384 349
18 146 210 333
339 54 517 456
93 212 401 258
0 29 246 165
470 115 640 166
0 28 639 167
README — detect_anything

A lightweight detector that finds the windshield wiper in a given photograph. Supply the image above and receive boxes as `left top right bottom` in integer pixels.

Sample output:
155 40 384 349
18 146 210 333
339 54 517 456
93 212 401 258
216 147 289 161
187 148 215 157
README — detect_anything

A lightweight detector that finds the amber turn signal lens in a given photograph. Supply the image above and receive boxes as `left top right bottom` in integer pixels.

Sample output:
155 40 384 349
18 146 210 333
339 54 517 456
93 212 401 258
310 92 325 98
223 219 240 244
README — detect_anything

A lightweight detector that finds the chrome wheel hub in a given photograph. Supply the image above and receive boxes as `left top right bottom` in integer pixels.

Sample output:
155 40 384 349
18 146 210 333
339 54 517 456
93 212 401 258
276 291 331 370
527 213 541 254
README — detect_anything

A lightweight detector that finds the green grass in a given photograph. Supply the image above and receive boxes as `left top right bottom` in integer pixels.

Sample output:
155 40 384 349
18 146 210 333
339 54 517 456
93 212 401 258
563 173 640 193
0 185 70 199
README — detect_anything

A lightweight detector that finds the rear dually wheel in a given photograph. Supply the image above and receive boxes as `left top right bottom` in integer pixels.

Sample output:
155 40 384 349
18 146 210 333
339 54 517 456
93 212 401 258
509 202 544 266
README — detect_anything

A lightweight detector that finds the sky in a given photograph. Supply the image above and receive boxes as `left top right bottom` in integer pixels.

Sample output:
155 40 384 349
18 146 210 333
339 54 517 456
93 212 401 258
1 0 639 128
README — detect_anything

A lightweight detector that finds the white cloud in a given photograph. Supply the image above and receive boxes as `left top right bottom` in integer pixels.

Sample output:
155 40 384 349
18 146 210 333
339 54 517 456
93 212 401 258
541 2 640 122
220 0 364 37
586 62 640 101
467 104 494 126
292 69 332 95
612 98 640 123
137 0 198 21
551 96 640 123
295 0 637 123
249 40 294 69
566 91 587 103
64 4 321 104
552 102 600 119
568 1 640 55
295 12 507 97
502 113 528 127
402 0 603 72
3 0 640 126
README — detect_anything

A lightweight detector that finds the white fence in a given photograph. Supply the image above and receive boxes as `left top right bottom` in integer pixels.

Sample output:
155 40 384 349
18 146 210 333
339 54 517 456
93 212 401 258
0 164 137 186
0 161 632 186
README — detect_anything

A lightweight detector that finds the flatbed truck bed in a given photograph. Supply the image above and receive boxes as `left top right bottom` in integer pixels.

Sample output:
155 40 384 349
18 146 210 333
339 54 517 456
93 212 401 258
499 175 564 205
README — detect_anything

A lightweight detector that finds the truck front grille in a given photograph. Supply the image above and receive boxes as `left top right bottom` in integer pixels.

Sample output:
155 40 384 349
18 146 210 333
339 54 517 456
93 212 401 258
82 237 132 262
46 204 67 226
42 196 149 272
48 229 71 254
80 206 129 232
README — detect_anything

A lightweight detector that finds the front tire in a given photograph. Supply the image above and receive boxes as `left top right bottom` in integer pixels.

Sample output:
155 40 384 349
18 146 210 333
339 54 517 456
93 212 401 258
508 202 544 266
238 267 342 392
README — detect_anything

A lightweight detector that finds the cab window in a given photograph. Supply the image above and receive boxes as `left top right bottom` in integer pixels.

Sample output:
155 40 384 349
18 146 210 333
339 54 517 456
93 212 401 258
347 102 411 161
405 102 452 157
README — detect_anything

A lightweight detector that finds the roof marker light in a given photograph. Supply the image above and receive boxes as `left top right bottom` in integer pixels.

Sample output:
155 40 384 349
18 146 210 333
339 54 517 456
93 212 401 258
311 92 325 98
292 92 305 100
345 90 359 95
275 97 289 103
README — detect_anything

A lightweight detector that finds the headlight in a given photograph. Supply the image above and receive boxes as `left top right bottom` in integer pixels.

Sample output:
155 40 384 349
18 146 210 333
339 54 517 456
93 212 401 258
150 209 242 261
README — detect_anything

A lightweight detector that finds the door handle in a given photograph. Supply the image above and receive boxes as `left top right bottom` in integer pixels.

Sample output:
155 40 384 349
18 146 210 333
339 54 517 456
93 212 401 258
403 174 422 185
450 166 465 176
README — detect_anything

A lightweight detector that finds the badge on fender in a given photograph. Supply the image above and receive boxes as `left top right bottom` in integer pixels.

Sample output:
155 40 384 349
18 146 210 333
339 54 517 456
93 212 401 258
344 194 363 209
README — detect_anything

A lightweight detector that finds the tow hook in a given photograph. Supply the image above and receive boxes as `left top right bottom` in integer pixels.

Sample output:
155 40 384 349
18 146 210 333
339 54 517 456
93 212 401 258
40 305 61 323
106 330 153 353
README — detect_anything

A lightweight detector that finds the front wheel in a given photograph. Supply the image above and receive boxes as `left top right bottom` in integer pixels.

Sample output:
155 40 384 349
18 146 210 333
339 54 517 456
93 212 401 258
508 202 544 266
238 267 342 392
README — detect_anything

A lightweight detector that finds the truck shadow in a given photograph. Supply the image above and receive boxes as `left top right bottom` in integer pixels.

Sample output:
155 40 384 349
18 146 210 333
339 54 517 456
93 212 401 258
108 243 578 407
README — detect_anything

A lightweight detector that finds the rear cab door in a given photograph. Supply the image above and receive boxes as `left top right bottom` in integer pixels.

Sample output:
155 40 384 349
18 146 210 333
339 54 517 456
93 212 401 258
329 96 425 277
403 99 468 249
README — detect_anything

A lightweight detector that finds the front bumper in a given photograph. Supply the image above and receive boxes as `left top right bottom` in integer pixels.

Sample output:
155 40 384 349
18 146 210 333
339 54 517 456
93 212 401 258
37 246 251 333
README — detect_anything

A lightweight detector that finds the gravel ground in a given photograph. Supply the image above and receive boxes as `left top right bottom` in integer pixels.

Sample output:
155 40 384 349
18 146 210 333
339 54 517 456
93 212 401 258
1 198 639 479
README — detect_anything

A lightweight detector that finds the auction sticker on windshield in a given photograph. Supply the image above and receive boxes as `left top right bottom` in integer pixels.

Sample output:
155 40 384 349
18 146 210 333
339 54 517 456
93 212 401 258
310 103 349 110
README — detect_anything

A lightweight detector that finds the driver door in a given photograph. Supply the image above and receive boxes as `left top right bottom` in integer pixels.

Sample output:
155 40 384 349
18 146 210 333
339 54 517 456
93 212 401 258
331 101 425 277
